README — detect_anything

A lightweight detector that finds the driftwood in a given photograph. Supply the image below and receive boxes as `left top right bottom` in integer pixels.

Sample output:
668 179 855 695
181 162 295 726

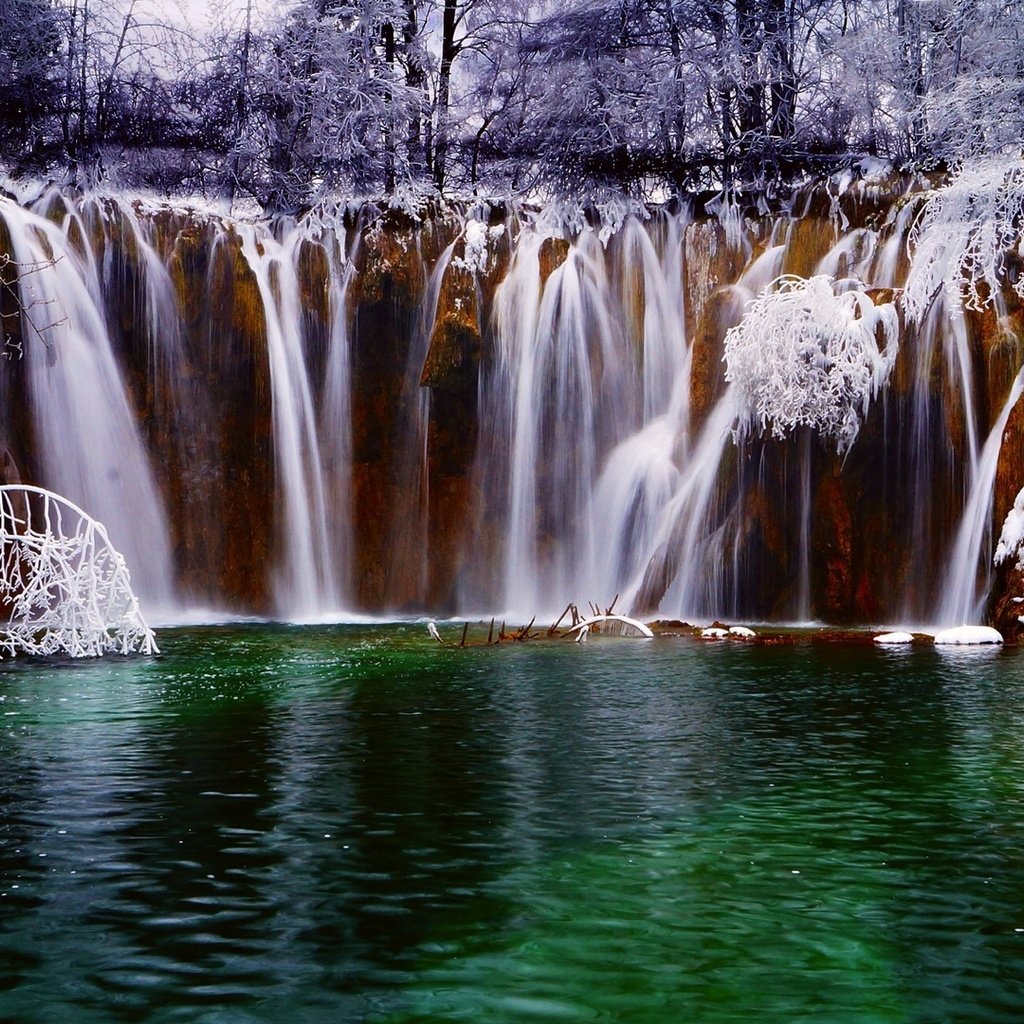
548 602 573 635
565 614 654 639
427 605 656 648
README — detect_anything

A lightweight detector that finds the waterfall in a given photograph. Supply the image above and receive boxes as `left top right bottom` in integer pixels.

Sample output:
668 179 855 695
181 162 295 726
0 198 176 613
937 370 1024 626
238 224 340 619
623 394 740 618
482 215 687 617
0 182 1019 629
319 224 358 609
383 234 455 607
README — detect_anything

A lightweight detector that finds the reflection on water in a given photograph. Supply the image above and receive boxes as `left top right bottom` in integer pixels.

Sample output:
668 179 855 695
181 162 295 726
3 627 1024 1022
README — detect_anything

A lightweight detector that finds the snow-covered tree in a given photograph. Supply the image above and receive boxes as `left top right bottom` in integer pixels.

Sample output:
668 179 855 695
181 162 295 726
723 275 899 454
903 157 1024 324
5 0 1024 201
239 0 421 209
0 0 63 173
0 485 157 658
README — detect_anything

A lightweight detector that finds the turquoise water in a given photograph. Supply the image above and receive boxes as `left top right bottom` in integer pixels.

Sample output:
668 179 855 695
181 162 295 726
2 625 1024 1022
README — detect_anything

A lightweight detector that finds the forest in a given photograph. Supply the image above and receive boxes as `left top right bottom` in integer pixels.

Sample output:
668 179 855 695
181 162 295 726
1 0 1022 212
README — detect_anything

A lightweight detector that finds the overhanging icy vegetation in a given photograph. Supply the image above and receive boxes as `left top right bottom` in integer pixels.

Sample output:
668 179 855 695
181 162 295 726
0 486 157 658
723 275 899 455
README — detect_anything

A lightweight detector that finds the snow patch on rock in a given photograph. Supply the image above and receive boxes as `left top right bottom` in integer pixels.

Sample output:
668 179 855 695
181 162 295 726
994 486 1024 571
874 631 915 644
933 625 1003 645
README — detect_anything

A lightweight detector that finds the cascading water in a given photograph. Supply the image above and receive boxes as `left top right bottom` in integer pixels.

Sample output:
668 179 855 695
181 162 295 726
479 216 690 617
238 223 341 619
319 222 359 608
0 173 1020 630
938 369 1024 625
0 198 175 614
382 232 455 607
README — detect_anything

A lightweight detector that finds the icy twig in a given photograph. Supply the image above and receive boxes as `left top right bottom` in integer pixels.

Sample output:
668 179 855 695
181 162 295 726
0 485 157 658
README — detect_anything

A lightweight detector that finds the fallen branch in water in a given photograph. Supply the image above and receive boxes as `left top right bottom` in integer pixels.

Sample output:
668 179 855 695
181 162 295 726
565 614 655 639
426 606 657 647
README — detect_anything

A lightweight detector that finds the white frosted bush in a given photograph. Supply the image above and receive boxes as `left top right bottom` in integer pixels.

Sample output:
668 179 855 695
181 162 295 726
903 157 1024 323
0 485 158 658
451 218 504 275
723 275 899 454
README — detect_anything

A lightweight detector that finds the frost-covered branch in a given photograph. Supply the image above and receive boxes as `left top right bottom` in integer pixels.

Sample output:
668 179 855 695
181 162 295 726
0 485 158 658
903 157 1024 323
723 274 899 454
0 252 67 359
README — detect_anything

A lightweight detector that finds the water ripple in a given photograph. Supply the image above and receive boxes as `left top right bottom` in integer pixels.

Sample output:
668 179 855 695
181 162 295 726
2 629 1024 1022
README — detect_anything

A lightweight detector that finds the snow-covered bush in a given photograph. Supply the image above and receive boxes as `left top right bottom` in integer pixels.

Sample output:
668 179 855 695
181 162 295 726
0 485 158 658
451 218 504 275
903 157 1024 323
723 275 899 454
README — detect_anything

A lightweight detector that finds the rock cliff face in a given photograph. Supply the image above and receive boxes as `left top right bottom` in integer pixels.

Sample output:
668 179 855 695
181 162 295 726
0 182 1021 627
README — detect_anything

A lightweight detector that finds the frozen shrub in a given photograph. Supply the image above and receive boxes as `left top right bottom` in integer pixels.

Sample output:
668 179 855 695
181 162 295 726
723 274 899 454
0 485 158 658
903 157 1024 323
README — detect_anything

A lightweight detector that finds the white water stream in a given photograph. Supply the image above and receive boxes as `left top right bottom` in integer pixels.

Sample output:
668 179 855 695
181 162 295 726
0 186 1018 627
0 198 175 613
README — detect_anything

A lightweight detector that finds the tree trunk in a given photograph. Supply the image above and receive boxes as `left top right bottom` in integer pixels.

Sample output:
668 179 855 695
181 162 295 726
433 0 459 191
228 0 254 205
403 0 427 175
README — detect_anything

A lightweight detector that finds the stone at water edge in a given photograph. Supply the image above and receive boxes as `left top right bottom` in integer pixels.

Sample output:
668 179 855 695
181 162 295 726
873 631 915 644
700 627 730 638
932 625 1004 645
729 625 757 637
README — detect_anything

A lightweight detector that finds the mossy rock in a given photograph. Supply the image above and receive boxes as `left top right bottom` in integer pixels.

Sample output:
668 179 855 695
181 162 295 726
780 216 836 279
683 219 750 343
421 263 481 391
354 213 425 305
538 237 570 286
689 286 746 432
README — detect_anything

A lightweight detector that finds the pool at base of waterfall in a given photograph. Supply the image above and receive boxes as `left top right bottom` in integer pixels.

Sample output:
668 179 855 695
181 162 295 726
2 623 1024 1023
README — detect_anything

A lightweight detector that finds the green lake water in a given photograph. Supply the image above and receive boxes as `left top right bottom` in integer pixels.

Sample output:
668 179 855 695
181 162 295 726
3 624 1024 1022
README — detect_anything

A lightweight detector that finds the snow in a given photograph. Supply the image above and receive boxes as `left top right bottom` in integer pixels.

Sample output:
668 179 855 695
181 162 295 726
567 615 655 639
903 157 1024 323
0 485 157 658
729 626 757 637
932 625 1003 645
854 157 895 183
452 218 491 275
874 631 914 644
723 275 899 454
700 627 729 638
994 486 1024 571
